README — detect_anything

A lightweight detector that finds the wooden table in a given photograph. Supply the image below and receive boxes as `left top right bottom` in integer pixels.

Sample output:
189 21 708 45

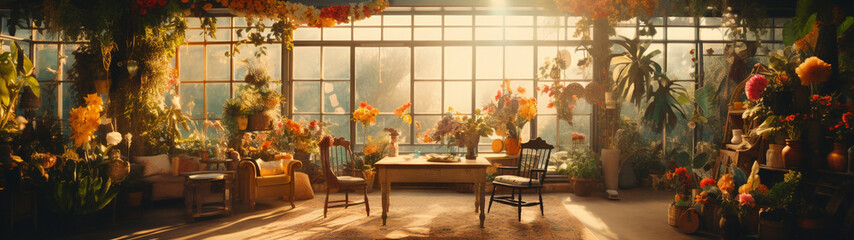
375 155 491 228
183 172 233 223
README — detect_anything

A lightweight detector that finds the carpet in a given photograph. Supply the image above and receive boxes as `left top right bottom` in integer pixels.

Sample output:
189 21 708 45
71 190 595 240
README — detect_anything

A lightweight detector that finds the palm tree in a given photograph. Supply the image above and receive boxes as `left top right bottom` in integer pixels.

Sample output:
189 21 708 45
642 75 690 156
611 36 663 107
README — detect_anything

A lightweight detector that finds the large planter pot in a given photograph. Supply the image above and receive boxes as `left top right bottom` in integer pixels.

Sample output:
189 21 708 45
504 138 521 155
720 214 743 240
827 143 849 172
782 140 803 169
571 177 596 197
236 115 249 130
94 79 111 94
766 144 785 168
248 113 272 131
618 160 637 189
759 213 794 240
600 149 620 190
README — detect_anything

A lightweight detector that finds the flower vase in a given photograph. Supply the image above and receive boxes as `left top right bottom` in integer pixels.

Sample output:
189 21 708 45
387 134 399 157
505 138 521 155
731 129 743 144
766 144 785 168
464 135 480 160
827 143 849 172
782 140 803 169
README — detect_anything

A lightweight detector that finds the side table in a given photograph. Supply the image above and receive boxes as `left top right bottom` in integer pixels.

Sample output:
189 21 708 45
183 172 233 223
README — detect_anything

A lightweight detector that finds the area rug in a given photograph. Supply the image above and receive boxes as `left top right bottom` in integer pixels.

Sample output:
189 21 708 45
71 190 595 240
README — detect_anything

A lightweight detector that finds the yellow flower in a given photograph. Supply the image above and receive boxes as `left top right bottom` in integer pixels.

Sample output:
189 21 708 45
796 56 832 86
718 174 735 195
68 94 104 147
518 97 537 120
364 145 378 155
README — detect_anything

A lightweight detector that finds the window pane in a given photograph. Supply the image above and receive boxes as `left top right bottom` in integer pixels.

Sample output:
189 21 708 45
207 83 229 118
354 27 381 41
415 47 441 79
505 46 533 79
356 47 411 111
323 47 350 80
444 47 471 79
324 115 351 139
444 27 472 41
414 15 442 26
384 16 411 26
293 81 320 113
294 28 321 41
506 27 533 40
476 15 503 26
506 16 534 26
666 43 695 80
180 83 204 118
323 27 351 41
476 47 503 79
324 81 350 113
445 15 472 26
232 44 281 81
61 44 77 80
357 115 410 144
293 47 320 79
35 44 58 81
383 28 411 41
414 115 441 144
475 27 502 40
537 115 558 148
414 81 442 113
206 45 230 80
668 27 696 41
444 81 471 113
414 27 442 41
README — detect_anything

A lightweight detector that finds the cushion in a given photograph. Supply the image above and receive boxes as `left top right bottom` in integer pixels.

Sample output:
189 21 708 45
494 175 540 185
337 176 366 186
256 159 285 176
134 154 171 177
284 172 314 201
256 174 292 186
171 155 201 176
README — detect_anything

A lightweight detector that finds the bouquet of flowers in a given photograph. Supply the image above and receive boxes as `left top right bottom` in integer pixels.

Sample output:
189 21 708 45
830 111 854 144
780 113 808 141
666 167 694 196
483 80 537 139
270 118 325 154
353 101 379 128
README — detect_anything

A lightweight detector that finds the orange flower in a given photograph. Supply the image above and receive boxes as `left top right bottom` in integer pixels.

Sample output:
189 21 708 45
796 56 832 86
517 86 526 94
203 3 213 10
364 145 378 155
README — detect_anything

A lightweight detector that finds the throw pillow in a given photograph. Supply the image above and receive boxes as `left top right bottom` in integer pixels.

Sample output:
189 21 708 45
256 159 284 176
134 154 171 177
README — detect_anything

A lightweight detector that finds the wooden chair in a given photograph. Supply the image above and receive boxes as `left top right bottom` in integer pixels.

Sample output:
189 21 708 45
488 137 554 221
319 136 369 218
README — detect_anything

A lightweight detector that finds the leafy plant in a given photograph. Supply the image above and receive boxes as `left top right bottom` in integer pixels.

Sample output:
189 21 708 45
560 144 602 179
0 41 38 141
611 36 662 107
642 77 690 133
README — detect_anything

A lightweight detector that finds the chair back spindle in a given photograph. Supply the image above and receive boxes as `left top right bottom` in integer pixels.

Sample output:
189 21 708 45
515 137 554 186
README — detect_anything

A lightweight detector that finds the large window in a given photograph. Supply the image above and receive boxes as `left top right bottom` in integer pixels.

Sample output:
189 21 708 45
3 6 786 154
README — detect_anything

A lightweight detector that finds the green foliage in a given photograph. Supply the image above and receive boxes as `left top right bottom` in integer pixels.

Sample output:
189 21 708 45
44 147 120 216
765 171 802 212
612 36 663 107
0 41 38 141
642 78 689 133
558 144 602 179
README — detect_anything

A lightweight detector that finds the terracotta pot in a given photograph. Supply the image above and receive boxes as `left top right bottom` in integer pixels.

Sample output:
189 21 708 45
505 138 521 155
759 216 793 240
720 215 743 240
236 115 249 130
827 143 849 171
782 140 803 169
248 113 272 131
766 144 785 168
94 79 111 94
571 177 596 197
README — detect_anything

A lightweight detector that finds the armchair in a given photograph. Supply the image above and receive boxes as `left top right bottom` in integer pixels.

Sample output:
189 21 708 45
235 150 303 210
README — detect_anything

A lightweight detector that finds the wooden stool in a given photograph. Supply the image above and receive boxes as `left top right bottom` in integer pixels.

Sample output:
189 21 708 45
184 173 233 223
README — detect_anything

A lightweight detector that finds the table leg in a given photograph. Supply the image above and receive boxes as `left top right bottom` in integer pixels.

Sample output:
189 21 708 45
479 180 485 228
381 168 389 226
474 183 480 213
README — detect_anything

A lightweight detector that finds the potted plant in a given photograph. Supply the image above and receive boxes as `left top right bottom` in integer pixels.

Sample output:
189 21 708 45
384 102 412 157
453 109 493 160
781 113 807 168
483 81 536 155
757 170 801 240
561 144 601 197
828 111 853 171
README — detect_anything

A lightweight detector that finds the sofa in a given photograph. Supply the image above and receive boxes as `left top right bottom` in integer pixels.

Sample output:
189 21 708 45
130 154 209 201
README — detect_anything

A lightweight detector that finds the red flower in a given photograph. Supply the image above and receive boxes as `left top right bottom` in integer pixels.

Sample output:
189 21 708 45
360 101 367 108
674 167 687 175
700 178 716 188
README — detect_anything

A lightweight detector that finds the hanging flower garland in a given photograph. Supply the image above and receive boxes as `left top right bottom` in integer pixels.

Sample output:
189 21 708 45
552 0 658 40
216 0 389 28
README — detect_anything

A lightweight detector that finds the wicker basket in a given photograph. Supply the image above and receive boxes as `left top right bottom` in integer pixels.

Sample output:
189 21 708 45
668 204 688 227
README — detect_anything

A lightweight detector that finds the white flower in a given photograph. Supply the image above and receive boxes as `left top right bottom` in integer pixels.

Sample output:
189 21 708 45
124 133 133 146
14 116 27 130
171 96 181 110
687 121 696 129
106 132 122 146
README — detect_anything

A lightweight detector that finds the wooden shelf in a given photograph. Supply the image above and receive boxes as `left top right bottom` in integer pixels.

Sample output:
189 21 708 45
816 169 854 177
759 165 791 172
728 110 745 116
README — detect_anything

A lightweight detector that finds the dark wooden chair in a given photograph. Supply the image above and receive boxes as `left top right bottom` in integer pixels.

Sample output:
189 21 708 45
319 135 369 218
488 137 554 221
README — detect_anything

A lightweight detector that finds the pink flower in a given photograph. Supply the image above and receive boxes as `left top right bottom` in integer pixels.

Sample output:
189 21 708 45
737 193 755 208
745 74 768 101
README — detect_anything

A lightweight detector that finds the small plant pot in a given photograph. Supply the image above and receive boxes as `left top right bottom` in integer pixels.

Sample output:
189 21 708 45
236 115 249 130
505 138 521 155
571 177 596 197
248 113 272 131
